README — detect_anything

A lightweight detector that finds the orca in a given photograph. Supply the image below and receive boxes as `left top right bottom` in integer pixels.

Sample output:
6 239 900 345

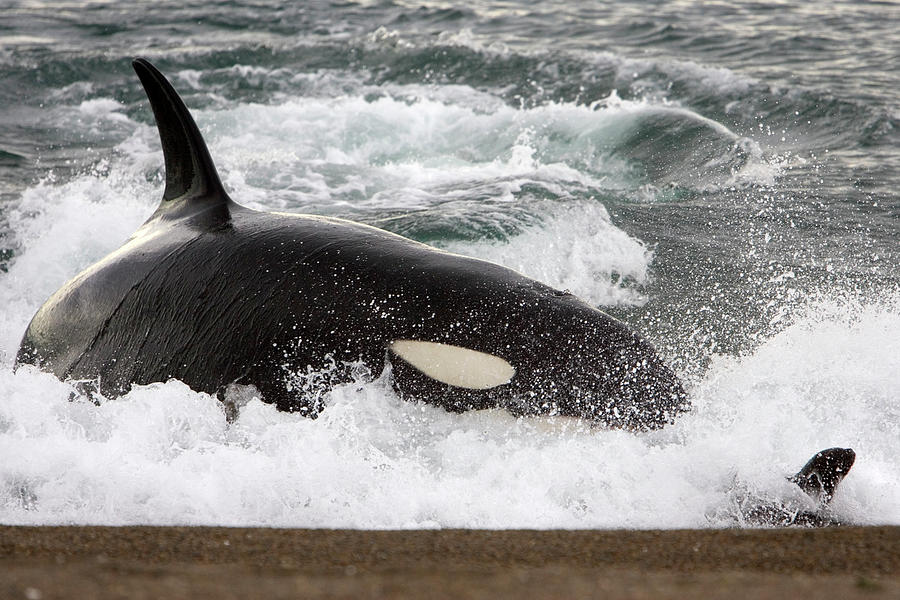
15 58 689 430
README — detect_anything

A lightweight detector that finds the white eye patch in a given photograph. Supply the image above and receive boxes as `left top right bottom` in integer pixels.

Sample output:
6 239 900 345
389 340 515 390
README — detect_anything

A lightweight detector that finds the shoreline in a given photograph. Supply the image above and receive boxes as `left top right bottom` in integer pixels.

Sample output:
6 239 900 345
2 526 898 598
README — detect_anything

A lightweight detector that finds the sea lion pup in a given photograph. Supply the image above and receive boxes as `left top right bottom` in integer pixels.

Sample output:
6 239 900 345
741 447 856 527
791 447 856 505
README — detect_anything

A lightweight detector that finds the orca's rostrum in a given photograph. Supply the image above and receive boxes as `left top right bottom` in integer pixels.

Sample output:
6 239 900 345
16 58 689 430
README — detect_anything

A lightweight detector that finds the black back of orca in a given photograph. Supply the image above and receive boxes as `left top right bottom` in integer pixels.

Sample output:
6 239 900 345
16 58 688 430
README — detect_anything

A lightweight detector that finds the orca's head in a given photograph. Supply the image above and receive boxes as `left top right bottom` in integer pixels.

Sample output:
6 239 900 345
492 318 688 430
387 317 688 431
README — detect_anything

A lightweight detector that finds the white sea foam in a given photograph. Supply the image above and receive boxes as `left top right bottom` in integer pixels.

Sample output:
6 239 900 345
202 94 620 212
0 170 154 361
189 85 776 209
0 298 897 527
440 201 652 307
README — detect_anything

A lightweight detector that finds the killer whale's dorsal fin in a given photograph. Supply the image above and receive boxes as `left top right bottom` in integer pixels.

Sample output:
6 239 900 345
132 57 232 225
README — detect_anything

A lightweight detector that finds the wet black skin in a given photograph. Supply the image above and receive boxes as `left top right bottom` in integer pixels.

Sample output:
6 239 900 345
16 58 689 430
742 447 857 527
790 447 856 505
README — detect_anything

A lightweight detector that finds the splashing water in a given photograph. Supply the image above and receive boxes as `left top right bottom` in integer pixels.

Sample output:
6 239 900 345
1 0 898 528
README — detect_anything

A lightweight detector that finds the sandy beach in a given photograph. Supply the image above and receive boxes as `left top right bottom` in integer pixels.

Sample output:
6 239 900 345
2 526 898 599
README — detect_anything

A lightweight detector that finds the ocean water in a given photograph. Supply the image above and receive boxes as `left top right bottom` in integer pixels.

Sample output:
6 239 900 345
0 1 897 527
